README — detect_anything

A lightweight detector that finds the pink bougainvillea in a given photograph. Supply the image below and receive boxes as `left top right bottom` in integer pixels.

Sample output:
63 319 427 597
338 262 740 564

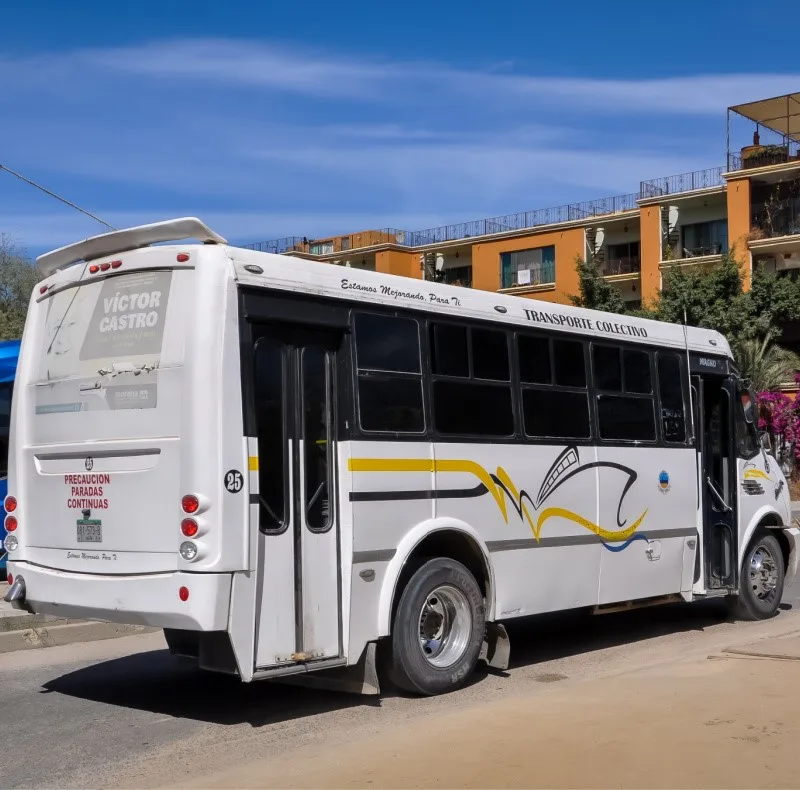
758 373 800 464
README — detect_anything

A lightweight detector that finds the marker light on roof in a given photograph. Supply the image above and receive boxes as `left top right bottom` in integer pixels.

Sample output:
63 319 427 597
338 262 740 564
111 260 122 269
89 265 100 274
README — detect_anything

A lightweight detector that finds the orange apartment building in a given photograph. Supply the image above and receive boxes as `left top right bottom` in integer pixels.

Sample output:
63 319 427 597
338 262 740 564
248 93 800 346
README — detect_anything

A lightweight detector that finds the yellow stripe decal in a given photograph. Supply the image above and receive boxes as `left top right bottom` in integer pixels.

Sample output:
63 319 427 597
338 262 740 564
744 469 771 481
249 456 259 472
348 456 646 543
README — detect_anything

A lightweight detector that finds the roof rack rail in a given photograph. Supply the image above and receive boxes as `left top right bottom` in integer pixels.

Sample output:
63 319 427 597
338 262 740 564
35 217 227 278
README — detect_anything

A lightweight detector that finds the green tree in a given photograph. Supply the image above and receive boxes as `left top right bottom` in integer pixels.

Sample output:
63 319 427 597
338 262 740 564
0 235 39 340
570 255 626 313
732 333 800 391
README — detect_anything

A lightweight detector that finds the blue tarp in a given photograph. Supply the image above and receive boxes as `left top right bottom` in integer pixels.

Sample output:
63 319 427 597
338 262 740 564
0 340 20 384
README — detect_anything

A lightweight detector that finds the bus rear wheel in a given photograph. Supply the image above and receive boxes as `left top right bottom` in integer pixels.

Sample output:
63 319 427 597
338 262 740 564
387 557 485 696
729 531 784 621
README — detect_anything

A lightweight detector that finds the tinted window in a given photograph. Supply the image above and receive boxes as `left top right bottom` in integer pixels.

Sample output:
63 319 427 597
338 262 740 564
554 340 586 388
623 350 652 394
472 327 510 381
523 389 591 439
593 345 622 391
518 335 551 384
735 389 759 458
253 338 287 532
302 347 332 531
0 383 11 478
597 395 656 441
354 313 420 373
358 376 424 433
658 354 686 443
433 380 513 436
355 312 425 434
431 324 469 377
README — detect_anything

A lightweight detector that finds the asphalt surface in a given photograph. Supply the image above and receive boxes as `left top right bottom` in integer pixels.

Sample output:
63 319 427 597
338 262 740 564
3 585 800 789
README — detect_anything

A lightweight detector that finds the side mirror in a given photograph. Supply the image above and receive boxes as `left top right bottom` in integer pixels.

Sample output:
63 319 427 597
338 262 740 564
760 432 772 453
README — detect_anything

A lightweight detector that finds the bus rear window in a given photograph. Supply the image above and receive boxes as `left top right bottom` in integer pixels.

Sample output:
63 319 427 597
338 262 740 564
40 270 179 381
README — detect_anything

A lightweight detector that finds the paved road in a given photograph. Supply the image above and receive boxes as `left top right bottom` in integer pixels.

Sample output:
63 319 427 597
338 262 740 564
3 589 800 789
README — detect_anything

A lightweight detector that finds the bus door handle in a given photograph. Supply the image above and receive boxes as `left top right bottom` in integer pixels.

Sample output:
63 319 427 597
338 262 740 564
706 477 732 513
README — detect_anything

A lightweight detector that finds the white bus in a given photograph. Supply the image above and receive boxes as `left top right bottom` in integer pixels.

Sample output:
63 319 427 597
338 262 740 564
5 218 798 696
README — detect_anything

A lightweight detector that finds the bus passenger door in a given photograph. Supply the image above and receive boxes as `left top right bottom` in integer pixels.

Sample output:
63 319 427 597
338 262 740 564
693 374 738 590
251 324 343 670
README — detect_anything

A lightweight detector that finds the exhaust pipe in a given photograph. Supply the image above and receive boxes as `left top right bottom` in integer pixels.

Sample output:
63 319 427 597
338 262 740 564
4 575 28 610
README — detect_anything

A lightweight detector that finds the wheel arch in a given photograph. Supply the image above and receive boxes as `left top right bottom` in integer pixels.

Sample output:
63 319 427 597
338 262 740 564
376 518 495 638
740 506 794 576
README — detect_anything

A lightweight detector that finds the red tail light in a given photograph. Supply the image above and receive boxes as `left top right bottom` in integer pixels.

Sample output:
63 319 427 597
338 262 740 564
181 518 198 538
6 574 12 586
5 515 17 532
181 495 199 514
179 586 189 602
4 496 17 513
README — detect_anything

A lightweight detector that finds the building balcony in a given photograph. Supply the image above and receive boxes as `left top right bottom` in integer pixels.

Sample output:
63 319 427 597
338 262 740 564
499 261 556 292
601 256 641 277
751 200 800 241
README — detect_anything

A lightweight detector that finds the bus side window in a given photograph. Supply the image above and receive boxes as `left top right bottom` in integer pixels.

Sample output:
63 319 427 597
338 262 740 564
430 322 513 437
593 345 656 442
657 353 687 444
354 312 425 434
734 388 759 458
518 334 591 440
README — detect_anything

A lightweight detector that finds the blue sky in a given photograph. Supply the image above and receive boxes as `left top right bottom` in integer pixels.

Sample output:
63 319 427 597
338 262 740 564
2 0 799 256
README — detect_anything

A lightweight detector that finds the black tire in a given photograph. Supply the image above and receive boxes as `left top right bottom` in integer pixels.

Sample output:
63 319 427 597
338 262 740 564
387 557 485 696
728 532 785 621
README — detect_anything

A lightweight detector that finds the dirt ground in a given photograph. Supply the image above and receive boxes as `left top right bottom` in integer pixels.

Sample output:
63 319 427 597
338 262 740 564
173 641 800 790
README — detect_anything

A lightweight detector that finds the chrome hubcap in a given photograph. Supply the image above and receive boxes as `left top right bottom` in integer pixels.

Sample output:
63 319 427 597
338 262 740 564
750 544 779 601
418 585 472 668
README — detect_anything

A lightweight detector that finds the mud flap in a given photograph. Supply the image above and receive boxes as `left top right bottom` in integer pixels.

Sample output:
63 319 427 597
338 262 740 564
479 621 510 671
273 642 381 696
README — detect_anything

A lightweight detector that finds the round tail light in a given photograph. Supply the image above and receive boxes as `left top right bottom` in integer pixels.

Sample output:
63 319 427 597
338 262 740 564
181 518 198 538
5 515 17 532
181 494 199 514
4 496 17 513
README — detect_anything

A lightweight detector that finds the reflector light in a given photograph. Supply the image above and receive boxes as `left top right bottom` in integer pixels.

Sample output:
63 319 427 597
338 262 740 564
89 265 100 274
111 260 122 269
100 263 111 272
181 494 199 514
6 574 11 586
5 515 17 532
181 518 198 538
179 586 189 601
5 496 17 513
39 285 48 294
176 253 190 263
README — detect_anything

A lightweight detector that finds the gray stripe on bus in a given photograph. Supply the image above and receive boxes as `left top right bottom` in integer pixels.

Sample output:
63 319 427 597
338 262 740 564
353 549 396 564
486 527 696 552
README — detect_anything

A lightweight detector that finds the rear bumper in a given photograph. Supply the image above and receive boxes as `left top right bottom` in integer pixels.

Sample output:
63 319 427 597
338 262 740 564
6 561 232 631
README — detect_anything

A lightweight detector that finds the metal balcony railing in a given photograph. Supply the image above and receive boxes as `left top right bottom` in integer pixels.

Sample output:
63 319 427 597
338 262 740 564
601 256 641 276
244 236 305 254
639 167 725 199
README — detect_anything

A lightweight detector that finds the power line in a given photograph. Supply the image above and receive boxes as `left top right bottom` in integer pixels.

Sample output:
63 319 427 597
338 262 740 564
0 162 116 232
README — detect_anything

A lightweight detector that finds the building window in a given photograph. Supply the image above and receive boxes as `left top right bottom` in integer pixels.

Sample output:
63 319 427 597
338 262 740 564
682 220 728 258
310 241 335 255
500 246 555 289
430 322 513 437
605 241 640 275
354 313 425 434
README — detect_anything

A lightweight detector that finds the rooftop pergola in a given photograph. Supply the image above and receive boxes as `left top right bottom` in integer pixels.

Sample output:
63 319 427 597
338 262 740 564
728 92 800 169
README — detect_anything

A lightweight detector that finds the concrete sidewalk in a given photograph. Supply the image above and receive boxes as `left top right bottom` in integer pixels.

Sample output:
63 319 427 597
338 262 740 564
0 581 155 653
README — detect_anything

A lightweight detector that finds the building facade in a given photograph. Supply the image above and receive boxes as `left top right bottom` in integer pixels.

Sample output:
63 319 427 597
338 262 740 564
248 94 800 336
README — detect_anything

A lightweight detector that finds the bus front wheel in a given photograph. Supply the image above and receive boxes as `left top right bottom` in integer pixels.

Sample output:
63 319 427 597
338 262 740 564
387 557 485 696
728 531 785 621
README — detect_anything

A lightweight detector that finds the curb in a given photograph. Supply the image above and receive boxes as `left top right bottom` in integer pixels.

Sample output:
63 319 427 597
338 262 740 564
0 621 158 654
